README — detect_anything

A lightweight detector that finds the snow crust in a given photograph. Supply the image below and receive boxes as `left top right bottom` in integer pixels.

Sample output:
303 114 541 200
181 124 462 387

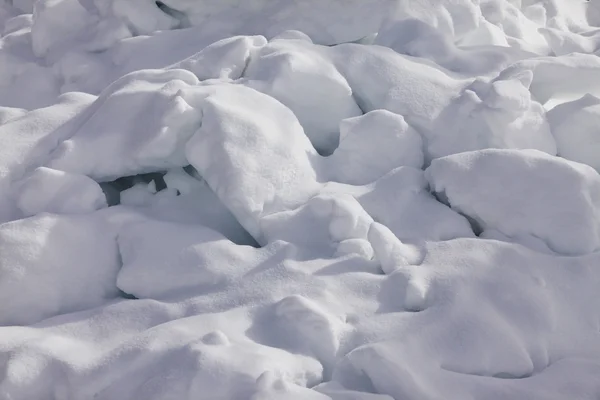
1 0 600 399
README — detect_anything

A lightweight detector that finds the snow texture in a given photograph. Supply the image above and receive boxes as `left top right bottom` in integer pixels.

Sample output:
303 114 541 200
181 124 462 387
1 0 600 399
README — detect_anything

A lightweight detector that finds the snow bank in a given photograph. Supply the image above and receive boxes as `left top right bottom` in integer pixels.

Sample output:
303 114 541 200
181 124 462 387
2 0 600 399
426 149 600 255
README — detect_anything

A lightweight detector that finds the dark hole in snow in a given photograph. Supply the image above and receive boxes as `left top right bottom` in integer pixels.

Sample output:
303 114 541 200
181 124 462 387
119 289 138 300
100 171 168 206
155 1 187 25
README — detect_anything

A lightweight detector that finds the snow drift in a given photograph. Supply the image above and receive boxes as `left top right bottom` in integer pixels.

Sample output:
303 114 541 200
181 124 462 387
1 0 600 399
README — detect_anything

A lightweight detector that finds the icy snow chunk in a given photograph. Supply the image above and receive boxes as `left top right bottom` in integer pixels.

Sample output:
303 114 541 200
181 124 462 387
185 83 321 244
117 219 283 299
244 39 362 154
47 69 200 181
324 110 423 185
13 167 107 216
426 149 600 255
0 213 120 326
171 35 267 81
546 93 600 172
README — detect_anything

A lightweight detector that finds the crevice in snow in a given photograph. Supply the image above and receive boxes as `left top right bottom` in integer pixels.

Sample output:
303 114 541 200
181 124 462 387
429 188 482 235
440 364 534 380
154 1 188 28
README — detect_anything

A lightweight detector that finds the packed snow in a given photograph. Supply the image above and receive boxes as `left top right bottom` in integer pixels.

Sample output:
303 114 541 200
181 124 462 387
1 0 600 399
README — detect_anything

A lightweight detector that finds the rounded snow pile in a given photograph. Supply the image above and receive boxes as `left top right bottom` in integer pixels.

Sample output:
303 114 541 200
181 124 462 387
426 149 600 255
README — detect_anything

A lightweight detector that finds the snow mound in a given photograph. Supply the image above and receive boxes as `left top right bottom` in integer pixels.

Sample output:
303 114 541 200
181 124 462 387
426 149 600 255
117 219 285 299
244 38 361 154
324 110 423 185
547 93 600 172
334 238 600 400
13 167 107 216
0 212 120 326
46 69 201 181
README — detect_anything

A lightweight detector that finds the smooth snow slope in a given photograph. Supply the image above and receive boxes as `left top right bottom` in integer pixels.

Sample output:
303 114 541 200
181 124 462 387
1 0 600 399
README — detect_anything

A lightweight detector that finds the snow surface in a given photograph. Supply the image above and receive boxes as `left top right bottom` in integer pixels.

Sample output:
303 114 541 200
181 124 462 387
1 0 600 399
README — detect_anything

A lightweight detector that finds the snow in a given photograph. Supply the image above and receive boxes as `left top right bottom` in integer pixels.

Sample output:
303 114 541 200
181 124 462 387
243 38 362 153
0 212 120 326
426 149 600 255
13 166 107 216
324 110 423 184
547 93 600 171
1 0 600 399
